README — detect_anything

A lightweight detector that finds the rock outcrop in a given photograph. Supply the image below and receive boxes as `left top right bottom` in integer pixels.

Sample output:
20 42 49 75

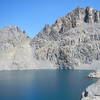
31 7 100 69
81 76 100 100
88 70 100 78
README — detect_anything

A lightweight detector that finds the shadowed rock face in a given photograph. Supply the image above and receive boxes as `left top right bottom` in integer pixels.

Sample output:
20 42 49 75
31 7 100 69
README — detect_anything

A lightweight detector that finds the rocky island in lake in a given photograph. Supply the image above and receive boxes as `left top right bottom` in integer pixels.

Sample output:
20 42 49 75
0 6 100 100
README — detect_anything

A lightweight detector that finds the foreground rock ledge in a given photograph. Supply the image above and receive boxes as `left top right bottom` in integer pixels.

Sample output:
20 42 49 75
88 70 100 78
81 71 100 100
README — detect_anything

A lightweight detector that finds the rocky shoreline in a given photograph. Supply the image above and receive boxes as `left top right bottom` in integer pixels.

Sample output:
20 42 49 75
81 71 100 100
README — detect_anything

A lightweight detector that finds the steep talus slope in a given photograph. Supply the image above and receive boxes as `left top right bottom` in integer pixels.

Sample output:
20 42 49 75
31 7 100 69
0 26 36 70
0 26 55 70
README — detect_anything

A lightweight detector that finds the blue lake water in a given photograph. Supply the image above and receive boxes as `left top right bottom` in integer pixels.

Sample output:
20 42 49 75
0 70 96 100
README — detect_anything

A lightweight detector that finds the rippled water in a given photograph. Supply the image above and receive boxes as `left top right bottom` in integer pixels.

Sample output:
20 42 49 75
0 70 96 100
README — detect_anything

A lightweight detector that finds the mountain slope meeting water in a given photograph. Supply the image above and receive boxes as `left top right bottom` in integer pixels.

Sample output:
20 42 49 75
0 7 100 70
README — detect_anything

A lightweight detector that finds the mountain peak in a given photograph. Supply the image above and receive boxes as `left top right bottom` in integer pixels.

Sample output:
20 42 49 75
40 6 100 36
67 6 100 24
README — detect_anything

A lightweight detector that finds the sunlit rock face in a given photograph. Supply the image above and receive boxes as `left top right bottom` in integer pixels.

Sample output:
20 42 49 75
0 26 56 70
31 7 100 69
0 26 35 70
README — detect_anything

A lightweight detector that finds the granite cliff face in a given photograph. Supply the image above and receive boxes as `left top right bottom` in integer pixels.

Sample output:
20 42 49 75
31 7 100 69
0 7 100 70
0 26 55 70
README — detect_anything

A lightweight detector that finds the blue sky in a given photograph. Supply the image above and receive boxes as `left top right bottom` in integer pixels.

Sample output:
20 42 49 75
0 0 100 37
